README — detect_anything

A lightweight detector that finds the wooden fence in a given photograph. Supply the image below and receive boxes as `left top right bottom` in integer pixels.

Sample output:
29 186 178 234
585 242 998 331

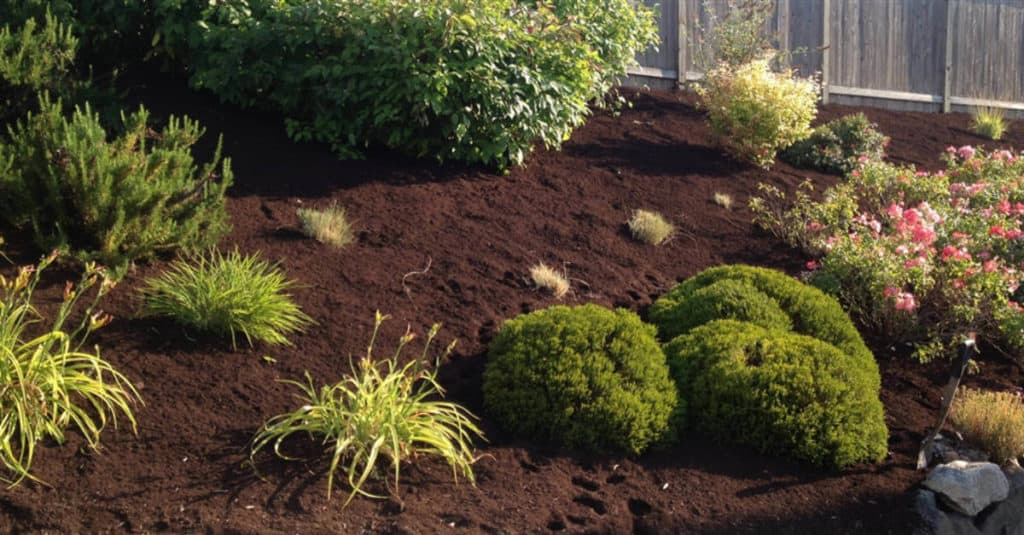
630 0 1024 116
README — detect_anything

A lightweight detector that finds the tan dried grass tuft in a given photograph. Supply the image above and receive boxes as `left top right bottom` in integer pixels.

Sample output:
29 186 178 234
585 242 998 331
628 210 675 245
297 203 354 248
529 262 570 299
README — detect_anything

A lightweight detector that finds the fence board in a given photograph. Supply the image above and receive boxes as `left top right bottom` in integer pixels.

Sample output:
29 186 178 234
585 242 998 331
629 0 1024 114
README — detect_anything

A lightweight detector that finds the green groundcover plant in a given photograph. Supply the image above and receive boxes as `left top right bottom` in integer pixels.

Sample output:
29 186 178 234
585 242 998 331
780 113 889 175
0 248 140 485
0 94 232 272
252 311 484 505
483 304 678 455
753 146 1024 361
181 0 657 169
139 249 313 348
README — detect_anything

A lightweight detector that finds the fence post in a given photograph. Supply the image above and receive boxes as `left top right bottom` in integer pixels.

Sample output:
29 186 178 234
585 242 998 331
821 0 831 104
943 0 954 113
678 0 686 85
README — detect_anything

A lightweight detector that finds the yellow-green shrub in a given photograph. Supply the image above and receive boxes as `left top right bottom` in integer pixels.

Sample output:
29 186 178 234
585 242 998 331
664 320 888 469
697 57 818 168
483 304 678 454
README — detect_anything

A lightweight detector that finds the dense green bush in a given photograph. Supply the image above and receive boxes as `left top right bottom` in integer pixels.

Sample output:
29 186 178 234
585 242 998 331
657 278 793 335
0 12 78 124
664 320 888 468
183 0 657 169
780 113 889 175
483 304 678 454
697 56 819 168
0 94 232 271
649 265 875 372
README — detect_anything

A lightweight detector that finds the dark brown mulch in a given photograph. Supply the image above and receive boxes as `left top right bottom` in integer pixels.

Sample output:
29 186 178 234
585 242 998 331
0 76 1022 534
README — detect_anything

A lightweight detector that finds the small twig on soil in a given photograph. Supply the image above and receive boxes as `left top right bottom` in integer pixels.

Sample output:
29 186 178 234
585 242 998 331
401 256 433 301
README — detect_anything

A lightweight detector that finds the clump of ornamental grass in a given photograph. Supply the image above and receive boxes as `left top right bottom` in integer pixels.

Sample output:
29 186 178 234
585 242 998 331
628 209 675 245
713 192 734 210
139 249 313 348
0 249 140 485
951 388 1024 463
251 311 484 505
971 106 1008 141
297 203 354 249
529 262 570 299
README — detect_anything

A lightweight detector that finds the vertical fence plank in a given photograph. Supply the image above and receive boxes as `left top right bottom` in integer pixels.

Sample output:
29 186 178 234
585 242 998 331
943 0 954 112
821 0 831 104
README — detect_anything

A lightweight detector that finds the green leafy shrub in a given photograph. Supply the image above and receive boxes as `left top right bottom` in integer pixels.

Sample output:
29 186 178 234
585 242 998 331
951 388 1024 463
752 147 1024 362
697 56 819 168
183 0 657 169
0 94 232 271
0 12 78 124
971 106 1008 141
0 250 140 485
139 249 313 348
483 304 678 454
649 265 875 373
252 311 483 505
664 319 888 469
780 113 889 175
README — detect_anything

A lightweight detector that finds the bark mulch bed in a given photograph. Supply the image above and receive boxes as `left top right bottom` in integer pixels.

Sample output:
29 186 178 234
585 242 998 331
1 76 1022 534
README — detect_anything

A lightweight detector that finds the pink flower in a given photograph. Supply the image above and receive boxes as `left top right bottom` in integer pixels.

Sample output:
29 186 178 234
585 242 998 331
895 292 917 312
999 199 1012 215
806 221 825 232
884 286 901 298
990 225 1006 237
952 279 967 289
806 260 821 270
886 203 904 219
984 260 998 272
958 145 976 160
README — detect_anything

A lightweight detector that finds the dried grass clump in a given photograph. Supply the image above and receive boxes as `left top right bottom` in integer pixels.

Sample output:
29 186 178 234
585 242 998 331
529 262 570 299
951 388 1024 463
628 210 675 245
713 192 734 209
297 204 354 248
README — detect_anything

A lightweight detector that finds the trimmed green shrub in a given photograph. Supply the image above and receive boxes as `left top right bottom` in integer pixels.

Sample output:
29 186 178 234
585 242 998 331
664 320 888 469
0 12 78 124
0 94 232 271
140 249 313 348
780 113 889 175
183 0 657 169
483 304 677 454
649 265 875 374
658 278 793 336
697 56 819 168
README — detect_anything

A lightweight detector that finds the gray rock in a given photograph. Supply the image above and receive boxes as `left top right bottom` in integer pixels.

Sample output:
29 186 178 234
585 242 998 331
975 483 1024 535
914 489 981 535
923 461 1010 516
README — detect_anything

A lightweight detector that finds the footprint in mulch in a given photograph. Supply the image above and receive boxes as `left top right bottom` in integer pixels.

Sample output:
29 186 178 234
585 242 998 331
606 473 627 485
547 514 568 532
571 475 600 492
628 498 652 517
439 513 472 528
573 494 608 516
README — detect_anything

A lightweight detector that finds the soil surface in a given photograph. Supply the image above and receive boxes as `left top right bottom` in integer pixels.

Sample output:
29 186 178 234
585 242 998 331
1 74 1023 534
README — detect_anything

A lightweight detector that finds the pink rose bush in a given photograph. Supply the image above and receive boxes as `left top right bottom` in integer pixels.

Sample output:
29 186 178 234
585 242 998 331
752 146 1024 361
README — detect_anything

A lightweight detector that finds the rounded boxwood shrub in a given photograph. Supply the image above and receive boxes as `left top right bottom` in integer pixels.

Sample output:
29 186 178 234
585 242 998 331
664 320 888 468
651 278 792 337
483 304 678 455
649 265 875 375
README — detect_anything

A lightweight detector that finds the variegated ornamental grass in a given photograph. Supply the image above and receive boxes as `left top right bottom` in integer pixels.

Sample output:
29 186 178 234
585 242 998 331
0 251 139 485
251 312 484 505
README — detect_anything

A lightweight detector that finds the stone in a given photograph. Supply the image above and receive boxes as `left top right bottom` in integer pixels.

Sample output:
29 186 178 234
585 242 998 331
914 489 981 535
922 461 1010 516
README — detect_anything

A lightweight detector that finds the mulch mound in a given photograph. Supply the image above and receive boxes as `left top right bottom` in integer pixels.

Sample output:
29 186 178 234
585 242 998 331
1 75 1022 534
